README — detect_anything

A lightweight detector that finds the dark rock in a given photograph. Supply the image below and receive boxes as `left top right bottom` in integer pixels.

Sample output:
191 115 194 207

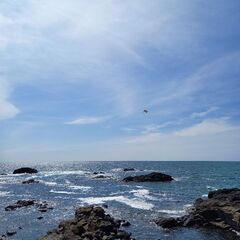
123 168 135 172
93 171 105 175
123 172 173 182
102 204 108 208
5 200 35 211
94 175 107 179
155 188 240 237
40 205 132 240
121 220 131 227
5 199 53 213
22 179 39 184
38 216 44 220
13 167 38 174
6 231 17 236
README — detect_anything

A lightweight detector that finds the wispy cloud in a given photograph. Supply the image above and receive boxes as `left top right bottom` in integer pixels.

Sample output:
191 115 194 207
65 116 109 125
0 78 20 120
191 106 219 118
175 118 240 137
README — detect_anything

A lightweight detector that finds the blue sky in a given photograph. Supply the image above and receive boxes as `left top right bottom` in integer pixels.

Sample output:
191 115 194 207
0 0 240 162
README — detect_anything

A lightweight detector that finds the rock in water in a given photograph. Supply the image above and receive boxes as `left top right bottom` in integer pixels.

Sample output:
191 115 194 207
123 172 173 182
123 168 135 172
13 167 38 174
22 179 39 184
40 206 132 240
155 188 240 237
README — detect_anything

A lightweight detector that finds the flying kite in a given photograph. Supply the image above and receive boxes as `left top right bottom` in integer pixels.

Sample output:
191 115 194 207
143 109 148 114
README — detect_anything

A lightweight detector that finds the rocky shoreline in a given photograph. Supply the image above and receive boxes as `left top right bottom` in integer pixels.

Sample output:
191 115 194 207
40 206 133 240
155 188 240 237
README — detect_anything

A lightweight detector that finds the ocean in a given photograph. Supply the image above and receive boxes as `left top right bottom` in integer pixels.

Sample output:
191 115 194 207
0 161 239 240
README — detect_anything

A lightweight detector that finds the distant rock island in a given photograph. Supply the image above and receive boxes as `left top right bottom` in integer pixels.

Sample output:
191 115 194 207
123 172 173 182
13 167 38 174
155 188 240 237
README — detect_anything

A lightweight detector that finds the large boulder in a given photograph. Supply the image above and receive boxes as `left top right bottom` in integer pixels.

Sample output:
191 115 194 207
40 206 132 240
155 188 240 237
13 167 38 174
123 172 173 182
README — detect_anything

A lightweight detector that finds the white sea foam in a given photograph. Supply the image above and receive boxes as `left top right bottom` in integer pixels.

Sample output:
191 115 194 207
0 191 11 197
50 190 77 195
79 195 154 210
158 209 186 216
43 181 58 186
111 168 122 172
68 185 91 191
206 185 217 190
43 170 85 177
130 189 156 200
202 194 208 198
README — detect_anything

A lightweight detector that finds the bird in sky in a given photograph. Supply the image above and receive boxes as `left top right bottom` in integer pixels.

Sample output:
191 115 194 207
143 109 148 114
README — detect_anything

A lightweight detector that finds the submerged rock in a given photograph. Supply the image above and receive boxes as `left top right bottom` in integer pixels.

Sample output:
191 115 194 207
123 168 135 172
5 199 53 212
123 172 173 182
13 167 38 174
155 188 240 237
40 206 132 240
5 200 35 211
22 179 39 184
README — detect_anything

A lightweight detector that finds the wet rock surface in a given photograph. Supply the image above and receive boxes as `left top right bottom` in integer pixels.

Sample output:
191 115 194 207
155 188 240 236
22 178 39 184
40 205 133 240
13 167 38 174
5 199 53 212
123 172 173 182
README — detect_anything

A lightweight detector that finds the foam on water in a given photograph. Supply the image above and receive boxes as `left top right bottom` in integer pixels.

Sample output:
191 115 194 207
79 195 154 210
0 191 11 197
43 170 86 177
43 181 58 186
50 190 78 195
68 185 91 191
130 189 156 200
158 209 186 216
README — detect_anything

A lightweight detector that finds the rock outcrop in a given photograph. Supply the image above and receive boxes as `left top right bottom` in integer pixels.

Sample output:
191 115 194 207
123 172 173 182
13 167 38 174
155 188 240 236
40 206 133 240
5 199 53 212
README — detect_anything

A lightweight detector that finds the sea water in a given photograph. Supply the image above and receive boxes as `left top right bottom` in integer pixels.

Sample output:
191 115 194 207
0 161 239 240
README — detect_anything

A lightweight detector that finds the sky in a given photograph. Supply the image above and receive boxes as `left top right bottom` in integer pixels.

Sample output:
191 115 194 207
0 0 240 162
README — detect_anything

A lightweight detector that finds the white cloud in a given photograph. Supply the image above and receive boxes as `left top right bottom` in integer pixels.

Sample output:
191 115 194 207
65 116 109 125
191 106 219 118
175 118 240 137
0 79 19 120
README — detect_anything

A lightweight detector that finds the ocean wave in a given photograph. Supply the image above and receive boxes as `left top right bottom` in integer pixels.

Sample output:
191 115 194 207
130 189 156 200
68 185 91 191
0 191 11 197
43 170 86 177
79 195 154 210
50 190 78 195
42 181 58 186
206 186 217 191
158 209 186 216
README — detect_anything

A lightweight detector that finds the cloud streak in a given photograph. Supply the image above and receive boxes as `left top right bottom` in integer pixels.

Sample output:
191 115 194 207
65 116 109 125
